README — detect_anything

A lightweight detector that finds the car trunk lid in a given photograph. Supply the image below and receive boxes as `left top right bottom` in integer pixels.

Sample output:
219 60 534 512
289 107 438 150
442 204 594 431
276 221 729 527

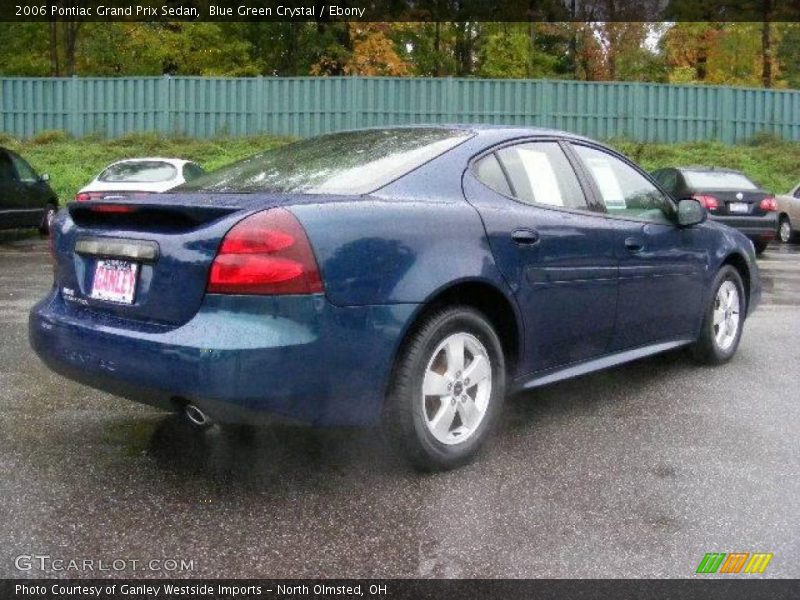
702 189 770 217
53 193 313 326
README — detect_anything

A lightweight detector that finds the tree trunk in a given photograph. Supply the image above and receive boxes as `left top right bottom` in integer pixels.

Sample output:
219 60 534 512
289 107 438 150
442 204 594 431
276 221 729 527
49 21 60 76
433 22 441 76
762 17 773 88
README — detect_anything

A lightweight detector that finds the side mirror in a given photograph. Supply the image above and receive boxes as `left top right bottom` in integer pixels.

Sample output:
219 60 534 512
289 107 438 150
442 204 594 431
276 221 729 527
677 198 706 227
39 173 50 182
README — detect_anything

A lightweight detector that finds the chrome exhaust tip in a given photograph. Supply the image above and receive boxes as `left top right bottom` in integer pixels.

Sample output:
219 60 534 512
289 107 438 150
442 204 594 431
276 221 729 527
184 404 212 428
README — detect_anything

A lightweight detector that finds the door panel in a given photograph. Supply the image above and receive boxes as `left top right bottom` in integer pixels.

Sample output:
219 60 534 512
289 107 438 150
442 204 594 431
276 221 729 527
0 151 19 211
464 142 619 375
570 144 706 349
614 222 706 347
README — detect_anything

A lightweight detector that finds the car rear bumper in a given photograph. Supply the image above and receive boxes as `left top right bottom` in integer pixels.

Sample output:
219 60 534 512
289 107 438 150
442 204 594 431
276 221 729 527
29 289 417 426
709 213 778 242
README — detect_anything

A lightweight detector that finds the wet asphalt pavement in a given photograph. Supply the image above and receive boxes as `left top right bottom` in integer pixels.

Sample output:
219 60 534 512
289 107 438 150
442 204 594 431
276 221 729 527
0 234 798 579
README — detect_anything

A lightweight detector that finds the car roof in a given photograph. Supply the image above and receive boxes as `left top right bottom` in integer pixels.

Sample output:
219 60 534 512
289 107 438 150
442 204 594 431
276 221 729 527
676 166 746 174
330 123 596 144
103 157 193 166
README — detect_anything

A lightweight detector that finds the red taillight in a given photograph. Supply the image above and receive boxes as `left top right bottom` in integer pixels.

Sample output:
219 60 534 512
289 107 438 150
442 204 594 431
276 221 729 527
693 194 719 210
759 196 777 211
75 192 105 202
207 208 323 295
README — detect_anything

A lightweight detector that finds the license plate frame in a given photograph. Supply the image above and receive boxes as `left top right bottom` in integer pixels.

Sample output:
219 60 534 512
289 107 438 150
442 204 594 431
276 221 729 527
90 259 139 305
728 202 750 214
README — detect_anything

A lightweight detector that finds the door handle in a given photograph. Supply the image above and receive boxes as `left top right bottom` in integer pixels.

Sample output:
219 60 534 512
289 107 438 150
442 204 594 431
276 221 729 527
624 237 644 252
512 229 540 246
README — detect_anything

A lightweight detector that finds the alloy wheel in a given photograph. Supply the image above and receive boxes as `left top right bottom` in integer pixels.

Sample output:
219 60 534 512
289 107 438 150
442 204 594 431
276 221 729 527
779 219 792 243
421 332 492 445
713 280 740 351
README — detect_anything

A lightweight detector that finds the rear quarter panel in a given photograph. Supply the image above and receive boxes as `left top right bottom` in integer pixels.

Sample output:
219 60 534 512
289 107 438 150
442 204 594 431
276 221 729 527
291 198 511 307
776 193 800 223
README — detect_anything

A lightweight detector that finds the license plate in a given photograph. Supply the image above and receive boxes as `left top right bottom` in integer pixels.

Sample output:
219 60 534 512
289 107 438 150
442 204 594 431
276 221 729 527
90 259 138 304
728 202 749 213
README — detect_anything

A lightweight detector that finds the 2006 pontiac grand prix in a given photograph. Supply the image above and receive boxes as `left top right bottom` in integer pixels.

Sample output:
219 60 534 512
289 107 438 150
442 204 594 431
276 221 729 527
30 126 761 470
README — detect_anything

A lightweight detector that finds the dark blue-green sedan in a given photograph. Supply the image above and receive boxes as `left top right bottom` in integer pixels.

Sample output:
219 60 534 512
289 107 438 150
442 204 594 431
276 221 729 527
29 126 761 470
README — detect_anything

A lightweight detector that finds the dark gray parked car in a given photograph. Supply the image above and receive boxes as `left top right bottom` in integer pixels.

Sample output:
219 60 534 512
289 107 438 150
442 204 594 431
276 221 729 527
0 147 58 234
652 166 777 254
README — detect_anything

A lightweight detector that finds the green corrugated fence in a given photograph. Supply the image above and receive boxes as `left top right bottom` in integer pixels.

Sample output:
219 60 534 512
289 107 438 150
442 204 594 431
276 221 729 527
1 75 799 143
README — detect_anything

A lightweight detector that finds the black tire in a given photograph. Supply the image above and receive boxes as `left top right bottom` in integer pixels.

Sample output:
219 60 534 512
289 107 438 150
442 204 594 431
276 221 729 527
752 240 768 255
38 203 57 235
778 215 794 244
690 265 746 365
384 306 506 471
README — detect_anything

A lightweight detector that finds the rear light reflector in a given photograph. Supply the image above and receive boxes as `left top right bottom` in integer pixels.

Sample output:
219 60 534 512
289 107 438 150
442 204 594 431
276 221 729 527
693 194 719 210
89 204 136 213
759 196 777 211
208 208 323 295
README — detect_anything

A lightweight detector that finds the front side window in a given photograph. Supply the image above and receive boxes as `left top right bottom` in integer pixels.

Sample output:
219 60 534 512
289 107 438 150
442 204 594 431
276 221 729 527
493 142 587 210
10 153 38 182
177 128 473 195
99 161 178 183
573 145 673 222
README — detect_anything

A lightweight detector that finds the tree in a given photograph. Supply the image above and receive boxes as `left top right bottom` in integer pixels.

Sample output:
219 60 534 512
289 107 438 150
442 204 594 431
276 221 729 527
310 23 410 76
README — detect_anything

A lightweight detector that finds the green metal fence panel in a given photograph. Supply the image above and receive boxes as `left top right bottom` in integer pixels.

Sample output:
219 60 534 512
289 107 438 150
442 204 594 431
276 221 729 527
0 76 798 143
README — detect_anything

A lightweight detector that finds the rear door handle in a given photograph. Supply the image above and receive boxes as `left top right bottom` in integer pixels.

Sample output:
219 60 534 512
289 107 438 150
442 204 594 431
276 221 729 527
512 229 540 246
624 237 644 252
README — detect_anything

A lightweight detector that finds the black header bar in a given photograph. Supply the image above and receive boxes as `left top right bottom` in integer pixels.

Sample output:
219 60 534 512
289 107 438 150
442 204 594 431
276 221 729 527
3 0 800 22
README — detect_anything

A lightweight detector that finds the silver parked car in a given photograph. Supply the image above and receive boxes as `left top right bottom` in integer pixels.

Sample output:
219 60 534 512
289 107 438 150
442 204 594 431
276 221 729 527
776 182 800 243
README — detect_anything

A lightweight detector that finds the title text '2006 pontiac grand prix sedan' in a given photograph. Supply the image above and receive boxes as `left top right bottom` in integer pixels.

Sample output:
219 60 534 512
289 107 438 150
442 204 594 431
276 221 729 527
30 126 760 470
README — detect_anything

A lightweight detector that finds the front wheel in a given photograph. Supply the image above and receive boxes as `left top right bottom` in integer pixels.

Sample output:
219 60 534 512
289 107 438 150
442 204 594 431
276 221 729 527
384 306 506 471
752 240 768 255
690 266 746 365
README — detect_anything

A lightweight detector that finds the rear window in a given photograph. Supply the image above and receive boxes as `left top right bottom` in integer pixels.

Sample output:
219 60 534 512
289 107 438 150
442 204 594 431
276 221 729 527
683 171 758 190
176 128 473 195
99 161 178 183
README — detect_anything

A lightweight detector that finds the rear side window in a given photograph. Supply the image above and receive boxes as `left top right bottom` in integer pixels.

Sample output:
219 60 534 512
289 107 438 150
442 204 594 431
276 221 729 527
652 169 678 194
182 162 206 182
473 153 512 196
10 153 38 182
682 171 758 190
0 152 18 182
177 128 473 195
99 161 178 183
495 142 587 209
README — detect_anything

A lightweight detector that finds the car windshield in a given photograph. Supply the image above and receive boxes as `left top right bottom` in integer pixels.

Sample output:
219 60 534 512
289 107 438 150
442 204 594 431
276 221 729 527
683 171 758 190
99 161 178 183
175 128 473 195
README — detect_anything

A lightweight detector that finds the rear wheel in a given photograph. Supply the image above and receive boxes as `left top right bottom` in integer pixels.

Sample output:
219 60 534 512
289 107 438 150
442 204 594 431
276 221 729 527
384 306 505 471
752 240 768 255
778 216 794 244
691 266 745 365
